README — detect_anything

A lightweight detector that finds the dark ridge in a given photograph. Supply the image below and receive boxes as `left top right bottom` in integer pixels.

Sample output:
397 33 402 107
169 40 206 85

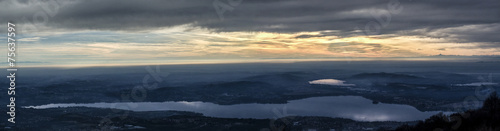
394 92 500 131
205 81 273 89
245 71 312 82
349 72 422 79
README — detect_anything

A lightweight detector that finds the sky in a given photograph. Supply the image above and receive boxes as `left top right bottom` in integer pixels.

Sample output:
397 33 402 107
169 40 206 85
1 0 499 66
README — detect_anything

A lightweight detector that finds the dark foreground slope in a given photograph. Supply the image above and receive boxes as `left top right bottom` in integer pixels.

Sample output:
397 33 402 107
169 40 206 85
1 107 408 131
395 92 500 131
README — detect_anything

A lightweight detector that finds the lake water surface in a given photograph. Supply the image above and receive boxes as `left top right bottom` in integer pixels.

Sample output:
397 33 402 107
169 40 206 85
25 96 447 122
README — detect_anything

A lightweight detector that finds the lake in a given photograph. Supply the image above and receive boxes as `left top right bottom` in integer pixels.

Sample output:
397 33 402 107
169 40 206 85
25 96 447 122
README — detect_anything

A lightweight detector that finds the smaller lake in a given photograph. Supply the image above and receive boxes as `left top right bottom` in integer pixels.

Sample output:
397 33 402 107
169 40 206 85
25 96 447 122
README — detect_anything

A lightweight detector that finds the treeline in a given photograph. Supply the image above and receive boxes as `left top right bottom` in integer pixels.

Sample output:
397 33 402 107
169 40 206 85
395 92 500 131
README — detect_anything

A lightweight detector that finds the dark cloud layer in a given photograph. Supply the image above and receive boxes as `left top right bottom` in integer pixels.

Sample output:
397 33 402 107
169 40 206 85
1 0 499 46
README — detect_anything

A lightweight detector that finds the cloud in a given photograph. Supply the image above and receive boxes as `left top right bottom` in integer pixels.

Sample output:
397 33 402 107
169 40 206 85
400 23 500 48
2 0 498 33
327 42 422 57
0 0 500 41
1 0 499 66
18 36 42 42
1 0 496 48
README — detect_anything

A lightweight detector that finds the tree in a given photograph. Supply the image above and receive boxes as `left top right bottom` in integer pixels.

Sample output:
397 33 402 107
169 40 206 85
482 91 499 112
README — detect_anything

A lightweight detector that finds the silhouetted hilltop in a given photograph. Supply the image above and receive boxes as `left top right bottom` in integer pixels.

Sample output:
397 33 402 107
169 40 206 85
395 92 500 131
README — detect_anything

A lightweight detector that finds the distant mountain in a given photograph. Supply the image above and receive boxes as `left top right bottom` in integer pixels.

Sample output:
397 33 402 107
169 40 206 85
346 72 478 87
349 72 422 79
424 55 500 58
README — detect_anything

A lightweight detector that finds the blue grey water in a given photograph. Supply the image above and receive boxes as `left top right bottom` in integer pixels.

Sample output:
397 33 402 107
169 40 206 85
25 96 448 122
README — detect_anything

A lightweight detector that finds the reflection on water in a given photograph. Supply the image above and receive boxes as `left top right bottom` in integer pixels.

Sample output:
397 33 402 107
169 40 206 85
25 96 447 122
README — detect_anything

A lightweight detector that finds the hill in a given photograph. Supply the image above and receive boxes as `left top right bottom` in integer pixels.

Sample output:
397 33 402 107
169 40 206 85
395 92 500 131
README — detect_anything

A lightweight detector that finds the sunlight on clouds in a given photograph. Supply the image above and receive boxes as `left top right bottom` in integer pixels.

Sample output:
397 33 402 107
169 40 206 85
18 37 43 42
16 24 500 66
